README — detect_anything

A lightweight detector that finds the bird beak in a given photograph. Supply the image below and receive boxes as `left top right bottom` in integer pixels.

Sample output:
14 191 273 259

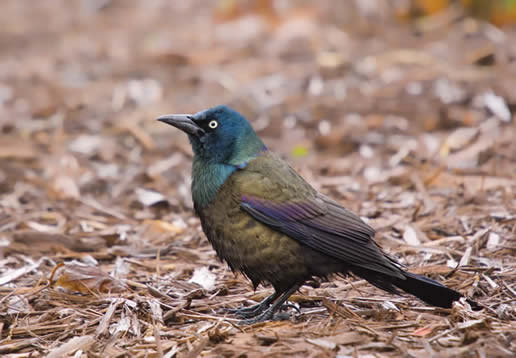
156 114 205 137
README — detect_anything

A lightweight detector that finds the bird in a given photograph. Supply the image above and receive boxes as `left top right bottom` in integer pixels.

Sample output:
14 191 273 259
156 105 479 324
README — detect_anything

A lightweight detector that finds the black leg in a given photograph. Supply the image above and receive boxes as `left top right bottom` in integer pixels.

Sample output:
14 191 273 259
225 292 279 318
239 285 299 325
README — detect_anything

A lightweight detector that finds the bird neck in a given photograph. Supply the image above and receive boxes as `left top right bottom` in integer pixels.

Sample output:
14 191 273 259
192 161 236 209
226 130 266 168
192 142 266 209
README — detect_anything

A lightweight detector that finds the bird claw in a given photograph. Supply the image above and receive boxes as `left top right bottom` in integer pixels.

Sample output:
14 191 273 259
238 310 291 325
280 303 300 314
226 302 299 319
224 300 271 318
225 305 267 318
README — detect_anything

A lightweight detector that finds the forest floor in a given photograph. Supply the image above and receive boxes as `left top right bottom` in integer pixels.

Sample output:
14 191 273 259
0 1 515 357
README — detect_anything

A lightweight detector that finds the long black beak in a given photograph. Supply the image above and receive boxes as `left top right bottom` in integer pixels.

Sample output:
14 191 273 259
156 114 205 137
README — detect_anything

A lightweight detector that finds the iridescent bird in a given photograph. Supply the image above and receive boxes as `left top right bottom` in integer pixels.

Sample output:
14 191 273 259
157 105 478 324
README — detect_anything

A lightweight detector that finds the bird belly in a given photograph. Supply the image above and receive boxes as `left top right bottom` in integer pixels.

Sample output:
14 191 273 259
199 205 344 291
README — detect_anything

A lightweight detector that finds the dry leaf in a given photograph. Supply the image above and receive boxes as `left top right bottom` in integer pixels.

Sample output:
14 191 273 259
50 263 127 294
473 91 511 122
144 220 185 235
135 188 168 207
188 267 216 291
412 325 435 337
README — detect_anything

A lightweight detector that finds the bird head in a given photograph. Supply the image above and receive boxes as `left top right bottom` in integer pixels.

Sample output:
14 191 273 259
157 105 266 167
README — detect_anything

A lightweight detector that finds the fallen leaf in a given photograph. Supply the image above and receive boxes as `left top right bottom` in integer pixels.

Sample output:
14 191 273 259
473 91 511 122
50 263 127 294
188 267 216 291
412 325 435 337
135 188 168 207
144 220 185 235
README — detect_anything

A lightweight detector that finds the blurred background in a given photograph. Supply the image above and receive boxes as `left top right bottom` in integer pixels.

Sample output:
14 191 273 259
1 1 515 357
0 0 515 204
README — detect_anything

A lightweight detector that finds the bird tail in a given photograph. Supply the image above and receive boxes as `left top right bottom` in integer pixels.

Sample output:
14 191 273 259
351 267 479 309
392 272 467 308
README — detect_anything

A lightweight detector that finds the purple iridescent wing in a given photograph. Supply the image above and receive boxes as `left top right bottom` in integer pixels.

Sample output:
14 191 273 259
240 194 402 277
234 152 402 277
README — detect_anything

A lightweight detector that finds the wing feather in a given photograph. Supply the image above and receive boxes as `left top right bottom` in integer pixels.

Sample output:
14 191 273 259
236 154 403 278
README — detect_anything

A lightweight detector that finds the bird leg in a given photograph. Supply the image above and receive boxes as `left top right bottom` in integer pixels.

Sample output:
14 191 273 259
239 285 299 325
225 292 279 318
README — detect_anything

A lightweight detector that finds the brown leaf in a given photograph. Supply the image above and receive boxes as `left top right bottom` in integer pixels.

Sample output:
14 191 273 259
135 188 168 207
412 325 435 337
144 219 185 235
50 263 127 294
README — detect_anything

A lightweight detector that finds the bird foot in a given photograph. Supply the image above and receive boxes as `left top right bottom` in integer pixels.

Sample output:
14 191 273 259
226 302 300 319
230 286 300 324
225 302 270 318
280 303 301 314
238 310 291 325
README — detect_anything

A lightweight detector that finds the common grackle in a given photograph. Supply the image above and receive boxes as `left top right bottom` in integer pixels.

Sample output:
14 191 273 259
157 105 479 324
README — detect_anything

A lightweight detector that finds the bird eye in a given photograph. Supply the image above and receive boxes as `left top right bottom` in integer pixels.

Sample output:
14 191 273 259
208 120 218 129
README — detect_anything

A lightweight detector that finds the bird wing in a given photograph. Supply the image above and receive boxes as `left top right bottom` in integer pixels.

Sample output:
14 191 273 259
234 153 403 278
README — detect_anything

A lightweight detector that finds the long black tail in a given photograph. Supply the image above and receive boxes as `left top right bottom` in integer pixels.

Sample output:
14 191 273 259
351 267 480 309
393 272 476 308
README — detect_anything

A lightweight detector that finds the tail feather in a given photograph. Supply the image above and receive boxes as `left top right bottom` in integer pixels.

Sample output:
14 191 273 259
351 267 480 309
393 272 463 308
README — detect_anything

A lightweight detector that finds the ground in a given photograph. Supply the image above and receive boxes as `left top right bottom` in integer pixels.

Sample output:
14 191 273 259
0 1 515 357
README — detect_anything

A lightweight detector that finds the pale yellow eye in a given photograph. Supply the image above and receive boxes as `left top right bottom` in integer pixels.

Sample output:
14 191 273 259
208 120 218 129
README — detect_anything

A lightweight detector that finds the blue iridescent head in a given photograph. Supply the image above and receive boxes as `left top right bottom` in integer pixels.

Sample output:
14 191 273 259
157 105 266 167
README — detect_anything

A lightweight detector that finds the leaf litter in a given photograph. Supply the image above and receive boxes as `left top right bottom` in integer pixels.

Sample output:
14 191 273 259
0 1 515 357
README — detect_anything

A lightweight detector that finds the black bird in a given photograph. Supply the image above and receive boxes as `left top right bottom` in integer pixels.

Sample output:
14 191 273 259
157 105 478 324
